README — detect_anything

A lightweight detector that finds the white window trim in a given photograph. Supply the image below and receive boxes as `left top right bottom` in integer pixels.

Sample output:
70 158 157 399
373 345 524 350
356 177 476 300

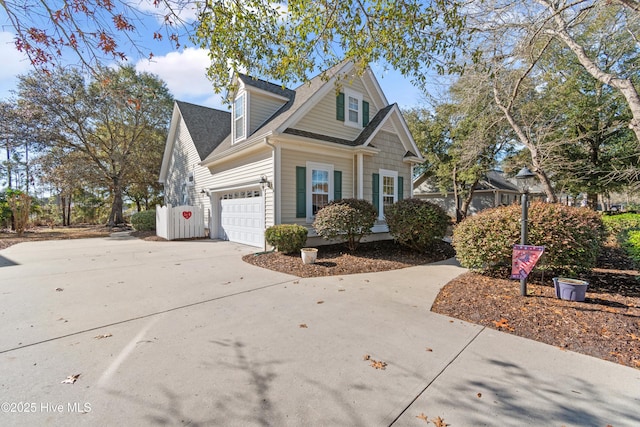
344 89 362 129
233 92 248 143
306 161 334 223
186 171 195 187
379 168 398 220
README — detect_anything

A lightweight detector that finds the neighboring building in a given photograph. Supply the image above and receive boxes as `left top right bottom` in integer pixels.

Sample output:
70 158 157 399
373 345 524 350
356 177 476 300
160 61 423 247
413 170 523 218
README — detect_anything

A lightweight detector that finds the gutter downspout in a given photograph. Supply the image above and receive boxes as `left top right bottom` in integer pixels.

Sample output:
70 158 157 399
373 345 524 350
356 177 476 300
265 137 278 251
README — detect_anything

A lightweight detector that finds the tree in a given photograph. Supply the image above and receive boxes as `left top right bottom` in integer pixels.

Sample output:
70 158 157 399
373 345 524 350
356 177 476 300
194 0 469 92
406 70 511 220
17 66 173 226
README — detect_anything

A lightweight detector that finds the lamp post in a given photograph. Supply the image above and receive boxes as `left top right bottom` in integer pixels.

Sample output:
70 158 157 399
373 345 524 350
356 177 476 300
515 166 536 297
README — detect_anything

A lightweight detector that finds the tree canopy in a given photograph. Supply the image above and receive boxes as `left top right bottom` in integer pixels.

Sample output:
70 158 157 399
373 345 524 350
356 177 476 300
16 66 173 226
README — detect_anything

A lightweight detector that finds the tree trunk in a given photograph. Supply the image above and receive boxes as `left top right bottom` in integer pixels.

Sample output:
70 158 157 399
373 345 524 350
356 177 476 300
108 177 124 227
66 196 71 226
6 145 11 189
60 195 67 226
460 184 478 220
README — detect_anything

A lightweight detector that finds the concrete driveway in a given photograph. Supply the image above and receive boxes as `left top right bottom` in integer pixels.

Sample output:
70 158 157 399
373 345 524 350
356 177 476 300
0 237 638 426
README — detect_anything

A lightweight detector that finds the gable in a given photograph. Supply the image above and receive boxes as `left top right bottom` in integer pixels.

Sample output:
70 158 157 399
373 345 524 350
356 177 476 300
176 101 231 160
289 73 379 141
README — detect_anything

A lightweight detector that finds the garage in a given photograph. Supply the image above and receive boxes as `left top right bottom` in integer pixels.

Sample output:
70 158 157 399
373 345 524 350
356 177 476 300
219 189 264 247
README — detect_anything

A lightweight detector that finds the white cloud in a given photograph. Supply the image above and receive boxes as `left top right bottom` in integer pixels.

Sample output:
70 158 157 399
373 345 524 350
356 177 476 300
0 31 32 99
135 0 198 25
134 47 225 108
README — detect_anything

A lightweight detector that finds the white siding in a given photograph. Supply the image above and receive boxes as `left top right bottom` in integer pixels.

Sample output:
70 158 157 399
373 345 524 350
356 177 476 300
209 149 275 237
294 78 379 141
280 147 354 225
163 117 214 228
249 92 286 135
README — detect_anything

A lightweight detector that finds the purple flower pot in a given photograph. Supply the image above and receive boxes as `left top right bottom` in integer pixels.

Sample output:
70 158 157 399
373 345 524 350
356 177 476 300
553 278 589 302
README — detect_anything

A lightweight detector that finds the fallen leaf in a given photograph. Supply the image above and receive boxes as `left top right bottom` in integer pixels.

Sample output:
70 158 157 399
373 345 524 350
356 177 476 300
94 333 112 339
493 318 514 331
425 348 433 352
431 416 448 427
338 289 345 292
317 300 324 304
477 392 482 398
363 354 371 361
299 324 308 328
370 359 387 370
55 288 64 292
61 374 80 384
416 413 429 422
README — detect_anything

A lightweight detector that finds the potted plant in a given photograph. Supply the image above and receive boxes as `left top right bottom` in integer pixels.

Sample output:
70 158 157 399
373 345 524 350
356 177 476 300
553 277 589 302
301 248 318 264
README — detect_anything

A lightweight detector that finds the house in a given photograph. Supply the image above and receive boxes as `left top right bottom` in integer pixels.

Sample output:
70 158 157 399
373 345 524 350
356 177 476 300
159 101 231 223
160 61 424 248
413 170 522 218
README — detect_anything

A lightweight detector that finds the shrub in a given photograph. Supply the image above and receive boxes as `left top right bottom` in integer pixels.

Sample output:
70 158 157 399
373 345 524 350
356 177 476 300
313 199 377 251
265 224 308 254
620 229 640 266
453 202 605 275
131 210 156 231
601 213 640 236
384 198 450 251
7 190 31 236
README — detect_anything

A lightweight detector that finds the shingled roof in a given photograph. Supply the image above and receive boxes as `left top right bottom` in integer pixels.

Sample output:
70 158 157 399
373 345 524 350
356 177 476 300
176 101 231 160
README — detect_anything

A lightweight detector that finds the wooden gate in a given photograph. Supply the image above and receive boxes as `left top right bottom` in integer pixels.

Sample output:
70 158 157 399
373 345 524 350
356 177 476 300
156 204 205 240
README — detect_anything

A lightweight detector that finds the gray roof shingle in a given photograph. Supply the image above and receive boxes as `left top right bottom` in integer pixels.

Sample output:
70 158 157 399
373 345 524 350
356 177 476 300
176 101 231 161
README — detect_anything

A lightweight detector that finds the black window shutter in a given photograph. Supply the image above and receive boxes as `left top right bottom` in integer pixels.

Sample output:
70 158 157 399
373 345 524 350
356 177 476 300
336 92 345 121
372 173 380 214
398 176 404 200
363 101 370 127
334 170 342 200
296 166 306 218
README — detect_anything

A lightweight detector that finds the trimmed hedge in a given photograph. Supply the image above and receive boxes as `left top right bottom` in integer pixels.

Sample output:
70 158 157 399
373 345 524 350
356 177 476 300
313 199 377 251
131 210 156 231
384 198 450 251
453 202 605 275
265 224 308 254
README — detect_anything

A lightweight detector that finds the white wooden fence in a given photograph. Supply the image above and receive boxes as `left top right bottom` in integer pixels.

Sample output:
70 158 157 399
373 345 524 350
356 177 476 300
156 204 206 240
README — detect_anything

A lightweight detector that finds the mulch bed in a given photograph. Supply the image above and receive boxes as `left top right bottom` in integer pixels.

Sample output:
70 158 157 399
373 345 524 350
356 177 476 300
432 244 640 369
242 239 456 277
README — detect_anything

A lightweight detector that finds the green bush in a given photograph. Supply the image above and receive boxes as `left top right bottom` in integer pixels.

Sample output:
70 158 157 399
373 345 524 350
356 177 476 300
130 210 156 231
601 213 640 236
384 198 450 251
620 229 640 266
313 199 377 251
453 202 605 275
265 224 308 254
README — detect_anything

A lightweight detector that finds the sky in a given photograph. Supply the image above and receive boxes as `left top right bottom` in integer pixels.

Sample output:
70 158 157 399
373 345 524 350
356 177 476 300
0 10 438 112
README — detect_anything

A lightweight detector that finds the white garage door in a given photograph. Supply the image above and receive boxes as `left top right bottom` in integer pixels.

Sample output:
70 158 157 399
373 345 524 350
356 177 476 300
220 190 264 247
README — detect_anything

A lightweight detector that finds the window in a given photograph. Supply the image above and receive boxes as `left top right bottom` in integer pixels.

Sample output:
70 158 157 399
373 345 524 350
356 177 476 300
342 89 365 128
306 162 334 220
186 171 195 187
348 95 359 123
234 93 245 141
378 169 398 219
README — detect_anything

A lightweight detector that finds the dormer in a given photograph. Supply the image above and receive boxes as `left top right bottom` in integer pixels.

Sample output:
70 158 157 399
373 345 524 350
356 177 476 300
231 74 294 144
336 89 370 129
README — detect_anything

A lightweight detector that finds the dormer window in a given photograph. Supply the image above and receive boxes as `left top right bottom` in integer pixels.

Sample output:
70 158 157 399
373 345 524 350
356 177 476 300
336 90 369 128
234 93 245 141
